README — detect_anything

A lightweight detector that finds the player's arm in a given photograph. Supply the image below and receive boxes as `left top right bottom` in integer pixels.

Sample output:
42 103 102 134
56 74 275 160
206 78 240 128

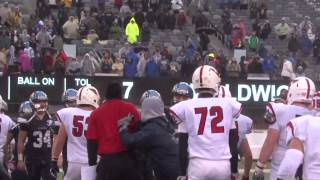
52 123 67 161
257 128 280 168
277 137 304 180
17 128 27 170
239 138 252 179
86 113 98 166
3 131 14 163
229 120 239 177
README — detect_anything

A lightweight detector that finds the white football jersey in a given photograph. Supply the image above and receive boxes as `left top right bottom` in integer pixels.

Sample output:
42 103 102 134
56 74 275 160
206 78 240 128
266 102 311 168
236 114 253 148
0 113 14 159
171 97 241 160
56 107 93 164
286 115 320 179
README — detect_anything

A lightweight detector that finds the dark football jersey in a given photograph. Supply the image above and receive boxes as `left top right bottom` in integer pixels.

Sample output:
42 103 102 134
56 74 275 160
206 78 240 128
20 114 54 162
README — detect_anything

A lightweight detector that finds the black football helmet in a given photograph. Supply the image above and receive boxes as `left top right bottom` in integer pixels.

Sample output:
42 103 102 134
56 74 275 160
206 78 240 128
29 91 48 112
171 82 193 104
61 88 77 107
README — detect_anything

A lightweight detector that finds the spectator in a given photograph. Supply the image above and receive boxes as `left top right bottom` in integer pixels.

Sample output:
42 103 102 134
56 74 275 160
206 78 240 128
247 56 263 73
146 9 156 27
134 9 145 28
166 11 176 30
140 22 151 43
281 57 295 81
20 29 31 45
169 60 180 77
274 17 289 40
86 29 99 42
63 0 73 8
18 50 32 73
248 32 260 52
137 52 147 77
239 56 248 79
81 53 96 76
110 21 121 41
299 16 312 35
62 16 79 43
262 53 276 78
259 2 267 19
124 57 138 77
157 10 167 30
313 34 320 64
226 59 241 78
43 50 54 74
299 32 313 57
23 42 35 59
223 19 233 48
54 56 66 75
249 3 259 19
66 57 81 75
171 0 183 13
7 6 22 28
0 2 10 24
295 65 306 77
252 18 260 37
112 57 124 76
260 20 271 41
232 24 244 49
238 18 247 40
36 27 51 50
0 48 7 73
119 97 179 180
295 59 307 72
177 10 187 28
101 52 113 73
145 57 160 77
33 52 43 74
125 17 140 44
120 3 132 17
288 33 300 56
85 13 100 35
159 58 170 76
199 32 210 52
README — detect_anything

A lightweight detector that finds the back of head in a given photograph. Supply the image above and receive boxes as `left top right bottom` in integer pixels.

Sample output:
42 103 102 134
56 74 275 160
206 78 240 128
287 77 315 105
77 85 100 109
192 65 221 97
105 82 122 100
141 97 164 122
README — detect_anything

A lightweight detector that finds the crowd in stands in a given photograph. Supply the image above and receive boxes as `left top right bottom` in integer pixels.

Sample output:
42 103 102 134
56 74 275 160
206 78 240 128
0 0 318 81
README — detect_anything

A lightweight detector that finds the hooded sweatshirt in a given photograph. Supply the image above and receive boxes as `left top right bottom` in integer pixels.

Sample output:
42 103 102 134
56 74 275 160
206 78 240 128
125 17 140 44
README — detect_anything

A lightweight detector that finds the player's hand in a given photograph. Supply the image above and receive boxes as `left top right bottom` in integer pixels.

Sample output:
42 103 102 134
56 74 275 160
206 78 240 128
50 160 59 177
252 168 264 180
17 160 25 171
177 176 187 180
118 113 133 132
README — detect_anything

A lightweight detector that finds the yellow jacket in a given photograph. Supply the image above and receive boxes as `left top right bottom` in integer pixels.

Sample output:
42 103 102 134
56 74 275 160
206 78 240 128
125 17 140 44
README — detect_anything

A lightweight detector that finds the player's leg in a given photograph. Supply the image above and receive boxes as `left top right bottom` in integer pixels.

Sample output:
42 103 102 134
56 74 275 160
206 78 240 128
40 162 56 180
25 162 41 180
188 158 230 180
269 165 279 180
64 162 83 180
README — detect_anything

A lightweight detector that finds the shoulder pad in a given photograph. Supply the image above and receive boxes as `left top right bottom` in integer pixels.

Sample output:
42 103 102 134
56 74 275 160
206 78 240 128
264 107 276 124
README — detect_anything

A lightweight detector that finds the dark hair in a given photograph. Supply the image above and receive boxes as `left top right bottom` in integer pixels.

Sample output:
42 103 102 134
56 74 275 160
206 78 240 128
105 82 122 99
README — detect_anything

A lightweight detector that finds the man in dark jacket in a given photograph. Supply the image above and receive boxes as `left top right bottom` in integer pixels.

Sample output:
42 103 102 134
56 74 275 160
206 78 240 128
118 96 179 180
288 33 300 56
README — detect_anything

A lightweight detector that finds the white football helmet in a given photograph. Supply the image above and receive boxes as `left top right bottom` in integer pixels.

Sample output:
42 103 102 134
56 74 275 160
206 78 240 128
287 77 316 105
192 65 221 95
77 85 100 108
0 95 7 111
217 85 232 98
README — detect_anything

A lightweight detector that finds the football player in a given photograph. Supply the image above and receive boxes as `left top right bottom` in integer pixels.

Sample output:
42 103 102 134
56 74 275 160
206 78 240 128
60 88 78 174
171 65 242 180
277 92 320 179
51 85 100 180
253 77 315 180
0 95 13 179
7 101 33 180
17 91 57 180
171 82 194 104
218 86 253 180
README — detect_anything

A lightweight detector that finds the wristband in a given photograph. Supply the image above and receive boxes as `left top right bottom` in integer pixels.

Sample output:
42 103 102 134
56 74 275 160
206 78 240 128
18 153 23 161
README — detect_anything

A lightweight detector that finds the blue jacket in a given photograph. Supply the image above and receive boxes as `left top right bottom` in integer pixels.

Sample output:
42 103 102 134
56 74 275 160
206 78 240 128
145 59 160 77
120 117 179 179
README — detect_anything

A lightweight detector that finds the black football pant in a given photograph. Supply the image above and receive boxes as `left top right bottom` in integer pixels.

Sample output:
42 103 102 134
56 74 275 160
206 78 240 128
97 152 141 180
11 170 28 180
26 161 55 180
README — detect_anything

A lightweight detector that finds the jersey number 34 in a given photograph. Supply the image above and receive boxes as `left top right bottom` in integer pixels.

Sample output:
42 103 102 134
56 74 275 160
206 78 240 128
195 106 224 135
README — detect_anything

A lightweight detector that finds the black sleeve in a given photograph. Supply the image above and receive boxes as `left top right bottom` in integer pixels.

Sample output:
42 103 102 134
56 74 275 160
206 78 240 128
87 139 98 166
119 126 152 148
229 128 239 174
19 123 30 131
178 133 188 176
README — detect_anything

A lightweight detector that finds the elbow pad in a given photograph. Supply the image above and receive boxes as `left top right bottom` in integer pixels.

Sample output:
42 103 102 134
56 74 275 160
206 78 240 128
277 149 303 179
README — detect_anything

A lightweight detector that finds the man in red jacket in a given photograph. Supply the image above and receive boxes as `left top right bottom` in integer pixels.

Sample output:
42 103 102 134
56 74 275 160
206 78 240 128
86 82 141 180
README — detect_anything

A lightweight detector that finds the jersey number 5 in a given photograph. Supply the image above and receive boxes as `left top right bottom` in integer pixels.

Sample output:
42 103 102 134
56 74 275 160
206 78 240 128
195 106 224 135
72 115 89 137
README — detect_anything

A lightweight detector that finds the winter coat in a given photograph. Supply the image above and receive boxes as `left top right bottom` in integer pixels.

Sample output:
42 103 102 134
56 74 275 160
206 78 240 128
125 18 140 44
19 51 32 73
145 59 159 77
288 37 300 53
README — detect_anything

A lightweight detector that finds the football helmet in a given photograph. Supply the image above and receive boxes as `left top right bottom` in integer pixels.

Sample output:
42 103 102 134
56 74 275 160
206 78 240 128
140 90 162 104
287 77 316 105
0 95 8 111
192 65 221 95
217 85 232 98
76 85 100 108
61 88 77 107
29 91 48 112
172 82 193 104
18 101 35 119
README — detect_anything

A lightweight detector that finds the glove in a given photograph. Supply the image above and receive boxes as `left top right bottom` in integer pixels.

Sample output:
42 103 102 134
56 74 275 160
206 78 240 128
118 113 133 132
50 160 59 177
177 176 187 180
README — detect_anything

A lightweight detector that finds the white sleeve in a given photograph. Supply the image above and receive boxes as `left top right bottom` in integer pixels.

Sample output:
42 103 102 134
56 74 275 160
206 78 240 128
267 103 281 130
286 117 307 145
56 109 66 126
170 101 186 125
230 98 242 118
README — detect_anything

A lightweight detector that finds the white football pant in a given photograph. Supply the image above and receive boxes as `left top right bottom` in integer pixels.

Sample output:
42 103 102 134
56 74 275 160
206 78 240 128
188 158 230 180
64 162 88 180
